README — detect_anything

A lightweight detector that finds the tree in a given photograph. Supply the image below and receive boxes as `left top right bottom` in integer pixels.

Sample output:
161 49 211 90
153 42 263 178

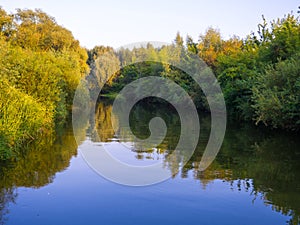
252 55 300 130
256 14 300 63
0 7 13 38
197 27 223 69
186 35 198 54
0 8 89 158
174 31 184 47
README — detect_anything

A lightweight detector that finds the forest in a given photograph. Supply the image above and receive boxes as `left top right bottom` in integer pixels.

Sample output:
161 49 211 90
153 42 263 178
0 7 299 160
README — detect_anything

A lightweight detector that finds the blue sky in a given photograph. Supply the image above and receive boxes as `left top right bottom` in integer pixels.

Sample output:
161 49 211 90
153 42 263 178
1 0 298 48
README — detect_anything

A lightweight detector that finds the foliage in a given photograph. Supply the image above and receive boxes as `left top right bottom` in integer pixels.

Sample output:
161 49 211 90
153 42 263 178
256 14 300 64
214 11 300 127
86 46 120 99
197 27 223 69
0 8 88 159
0 79 52 159
1 5 299 161
86 10 300 131
252 55 300 130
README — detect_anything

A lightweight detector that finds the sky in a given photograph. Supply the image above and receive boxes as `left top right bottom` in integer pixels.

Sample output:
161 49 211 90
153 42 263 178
0 0 298 49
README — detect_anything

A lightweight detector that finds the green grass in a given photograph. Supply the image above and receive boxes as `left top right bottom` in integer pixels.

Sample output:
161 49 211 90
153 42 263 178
0 79 53 160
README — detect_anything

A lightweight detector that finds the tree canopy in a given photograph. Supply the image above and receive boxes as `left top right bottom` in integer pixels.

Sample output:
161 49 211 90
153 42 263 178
0 8 88 159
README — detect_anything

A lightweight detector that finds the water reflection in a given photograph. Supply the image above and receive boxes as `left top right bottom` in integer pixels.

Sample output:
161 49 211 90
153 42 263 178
0 188 15 225
0 124 81 224
91 100 300 224
0 100 299 224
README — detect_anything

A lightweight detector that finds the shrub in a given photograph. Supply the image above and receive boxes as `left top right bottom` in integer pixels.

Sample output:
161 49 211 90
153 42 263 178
0 79 53 159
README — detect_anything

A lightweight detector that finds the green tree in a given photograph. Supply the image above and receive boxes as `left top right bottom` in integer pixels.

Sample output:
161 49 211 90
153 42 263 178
257 14 300 63
252 55 300 130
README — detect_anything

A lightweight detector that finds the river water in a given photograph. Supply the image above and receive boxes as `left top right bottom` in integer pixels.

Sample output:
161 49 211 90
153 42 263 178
0 100 299 225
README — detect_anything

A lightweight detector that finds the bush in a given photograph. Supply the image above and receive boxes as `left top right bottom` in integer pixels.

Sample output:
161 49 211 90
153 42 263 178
252 55 300 130
0 8 88 159
0 79 53 159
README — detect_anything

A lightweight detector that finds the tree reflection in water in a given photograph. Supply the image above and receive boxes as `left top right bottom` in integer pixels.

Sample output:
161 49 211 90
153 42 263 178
93 100 300 225
0 100 299 225
0 119 88 224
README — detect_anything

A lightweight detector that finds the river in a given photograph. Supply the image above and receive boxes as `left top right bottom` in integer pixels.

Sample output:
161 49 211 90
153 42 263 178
0 100 299 225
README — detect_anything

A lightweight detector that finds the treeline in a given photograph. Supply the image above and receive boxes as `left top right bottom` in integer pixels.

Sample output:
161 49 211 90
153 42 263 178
87 10 300 131
1 7 299 159
0 8 88 159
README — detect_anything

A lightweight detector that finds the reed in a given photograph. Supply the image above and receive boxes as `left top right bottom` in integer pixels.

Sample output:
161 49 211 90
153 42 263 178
0 79 53 159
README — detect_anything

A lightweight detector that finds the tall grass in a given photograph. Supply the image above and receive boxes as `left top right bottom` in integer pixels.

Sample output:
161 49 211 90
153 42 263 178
0 79 53 159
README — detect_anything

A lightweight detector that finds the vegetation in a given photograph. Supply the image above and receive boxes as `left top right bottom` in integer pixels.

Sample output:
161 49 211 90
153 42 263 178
0 6 299 159
0 6 299 223
88 10 300 131
0 8 88 159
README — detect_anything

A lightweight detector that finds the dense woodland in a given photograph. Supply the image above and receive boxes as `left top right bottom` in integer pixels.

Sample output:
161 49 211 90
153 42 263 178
0 7 299 160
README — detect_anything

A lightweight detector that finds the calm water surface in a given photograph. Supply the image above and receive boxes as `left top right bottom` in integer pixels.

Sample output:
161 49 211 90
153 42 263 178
0 100 299 225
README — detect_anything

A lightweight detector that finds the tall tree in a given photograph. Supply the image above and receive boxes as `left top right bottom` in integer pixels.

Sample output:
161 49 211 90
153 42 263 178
197 27 222 69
